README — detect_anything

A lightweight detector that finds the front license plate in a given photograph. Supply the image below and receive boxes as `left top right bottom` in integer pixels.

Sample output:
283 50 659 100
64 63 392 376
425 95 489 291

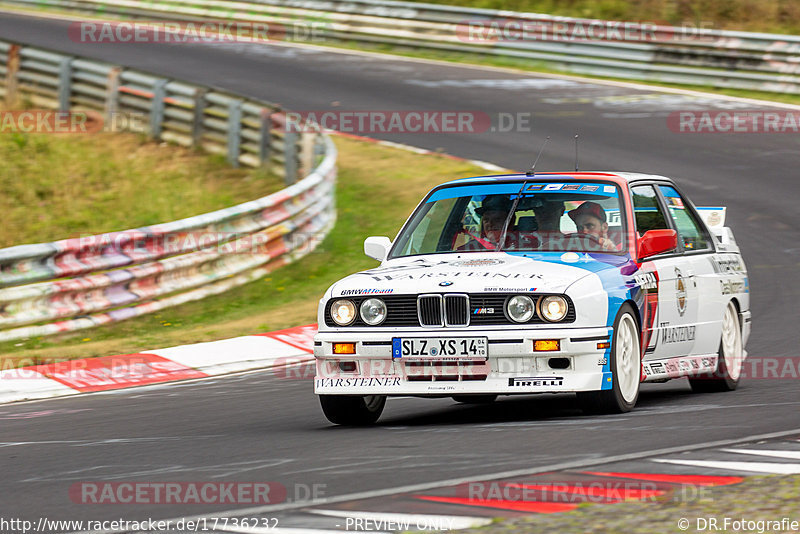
392 337 488 359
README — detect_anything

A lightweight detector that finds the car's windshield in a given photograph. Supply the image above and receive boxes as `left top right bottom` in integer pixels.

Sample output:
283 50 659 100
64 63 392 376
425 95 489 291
390 181 627 258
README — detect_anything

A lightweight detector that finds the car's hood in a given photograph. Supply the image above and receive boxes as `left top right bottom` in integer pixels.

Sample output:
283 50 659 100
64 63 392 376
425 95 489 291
329 252 620 297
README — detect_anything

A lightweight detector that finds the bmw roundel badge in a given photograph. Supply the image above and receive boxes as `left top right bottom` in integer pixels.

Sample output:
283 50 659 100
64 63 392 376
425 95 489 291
439 281 453 287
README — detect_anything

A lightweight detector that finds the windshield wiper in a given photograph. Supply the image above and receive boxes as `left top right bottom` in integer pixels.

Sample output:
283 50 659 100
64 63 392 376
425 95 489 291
496 180 527 253
497 136 550 252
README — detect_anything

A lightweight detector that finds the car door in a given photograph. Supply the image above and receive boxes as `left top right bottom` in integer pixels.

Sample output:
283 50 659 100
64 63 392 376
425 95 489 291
630 183 696 361
656 184 719 357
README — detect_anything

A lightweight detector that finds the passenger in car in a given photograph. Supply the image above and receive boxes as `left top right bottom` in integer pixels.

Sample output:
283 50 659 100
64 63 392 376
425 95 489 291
568 201 619 251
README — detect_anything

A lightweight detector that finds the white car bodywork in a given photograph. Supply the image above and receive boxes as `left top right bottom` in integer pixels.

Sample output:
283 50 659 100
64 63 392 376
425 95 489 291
313 172 750 413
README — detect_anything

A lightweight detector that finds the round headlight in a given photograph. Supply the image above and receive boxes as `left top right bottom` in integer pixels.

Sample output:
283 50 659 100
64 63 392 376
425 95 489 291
506 295 535 323
330 299 356 325
360 298 387 325
540 295 568 322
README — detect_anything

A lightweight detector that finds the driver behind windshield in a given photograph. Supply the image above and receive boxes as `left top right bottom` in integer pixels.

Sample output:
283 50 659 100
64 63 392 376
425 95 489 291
568 201 618 251
458 195 516 250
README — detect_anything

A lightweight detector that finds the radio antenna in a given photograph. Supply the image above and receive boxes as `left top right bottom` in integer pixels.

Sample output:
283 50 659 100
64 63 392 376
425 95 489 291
526 136 550 177
574 134 579 171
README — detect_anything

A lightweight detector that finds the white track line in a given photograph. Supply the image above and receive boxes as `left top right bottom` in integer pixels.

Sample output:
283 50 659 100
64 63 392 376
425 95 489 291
308 509 491 530
652 459 800 474
721 448 800 460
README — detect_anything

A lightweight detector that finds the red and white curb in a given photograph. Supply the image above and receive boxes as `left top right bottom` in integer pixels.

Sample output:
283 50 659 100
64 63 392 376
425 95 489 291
0 324 317 404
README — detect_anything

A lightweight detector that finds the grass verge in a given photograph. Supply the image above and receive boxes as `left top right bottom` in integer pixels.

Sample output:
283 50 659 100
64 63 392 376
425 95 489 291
0 131 282 247
461 474 800 533
4 0 800 34
0 135 488 365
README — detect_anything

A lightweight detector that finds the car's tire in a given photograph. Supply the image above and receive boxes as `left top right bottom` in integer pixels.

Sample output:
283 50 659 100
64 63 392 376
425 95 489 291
578 304 641 414
452 395 498 404
689 301 743 393
319 395 386 426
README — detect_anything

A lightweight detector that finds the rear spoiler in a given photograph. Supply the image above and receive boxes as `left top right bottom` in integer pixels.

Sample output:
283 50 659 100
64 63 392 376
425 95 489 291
697 206 737 251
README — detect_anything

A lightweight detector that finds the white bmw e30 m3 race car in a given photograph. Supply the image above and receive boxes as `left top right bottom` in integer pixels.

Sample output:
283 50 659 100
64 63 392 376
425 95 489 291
313 172 751 425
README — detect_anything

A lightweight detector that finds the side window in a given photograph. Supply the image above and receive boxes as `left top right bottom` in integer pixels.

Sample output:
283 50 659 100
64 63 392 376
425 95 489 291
631 185 670 234
657 185 711 252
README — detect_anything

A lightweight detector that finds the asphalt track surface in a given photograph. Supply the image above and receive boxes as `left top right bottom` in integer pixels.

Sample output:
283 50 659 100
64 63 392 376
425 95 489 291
1 11 799 531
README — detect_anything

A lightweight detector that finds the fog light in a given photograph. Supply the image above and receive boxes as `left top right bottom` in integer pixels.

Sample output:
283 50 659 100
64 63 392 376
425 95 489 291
333 343 356 354
338 361 357 372
534 339 560 351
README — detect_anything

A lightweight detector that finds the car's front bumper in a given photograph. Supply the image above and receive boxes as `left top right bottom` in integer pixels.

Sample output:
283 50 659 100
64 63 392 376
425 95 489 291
313 326 614 396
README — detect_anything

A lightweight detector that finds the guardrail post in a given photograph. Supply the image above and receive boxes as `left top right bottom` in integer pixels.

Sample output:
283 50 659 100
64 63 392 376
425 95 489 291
192 87 207 149
299 131 315 177
105 67 121 127
58 57 72 111
5 44 19 108
149 78 168 139
283 130 299 185
313 132 326 165
226 99 242 168
259 109 272 167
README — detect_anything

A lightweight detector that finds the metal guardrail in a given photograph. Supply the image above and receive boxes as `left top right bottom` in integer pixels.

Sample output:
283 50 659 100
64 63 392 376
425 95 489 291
2 0 800 93
0 38 337 342
0 39 314 175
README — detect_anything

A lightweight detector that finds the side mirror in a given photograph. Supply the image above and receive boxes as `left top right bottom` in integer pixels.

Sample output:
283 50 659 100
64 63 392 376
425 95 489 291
637 229 677 260
364 236 391 262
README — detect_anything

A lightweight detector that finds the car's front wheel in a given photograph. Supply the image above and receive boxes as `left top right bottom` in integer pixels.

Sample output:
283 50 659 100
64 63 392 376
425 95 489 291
689 301 743 393
319 395 386 426
578 304 641 414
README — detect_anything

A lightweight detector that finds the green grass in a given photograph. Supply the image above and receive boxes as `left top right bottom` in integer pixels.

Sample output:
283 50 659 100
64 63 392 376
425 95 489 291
1 135 490 365
6 0 800 33
0 132 282 247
